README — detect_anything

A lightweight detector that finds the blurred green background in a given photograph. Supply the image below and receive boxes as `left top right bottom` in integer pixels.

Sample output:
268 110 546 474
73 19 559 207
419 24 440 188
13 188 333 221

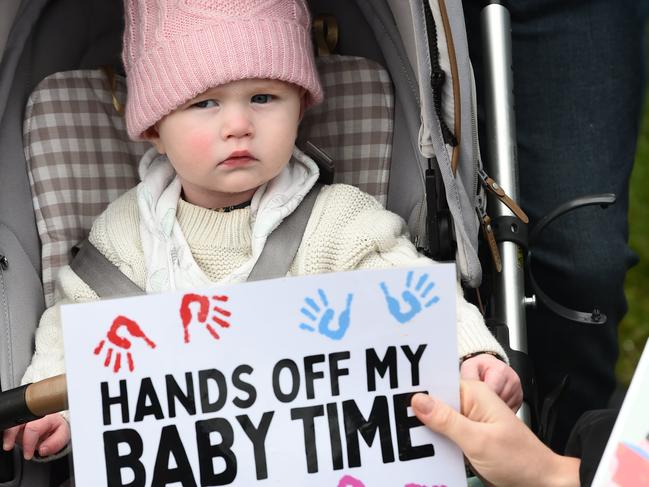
617 89 649 386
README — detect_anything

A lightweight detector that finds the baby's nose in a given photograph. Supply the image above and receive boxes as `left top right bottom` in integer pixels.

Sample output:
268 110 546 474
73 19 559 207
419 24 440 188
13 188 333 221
221 107 253 139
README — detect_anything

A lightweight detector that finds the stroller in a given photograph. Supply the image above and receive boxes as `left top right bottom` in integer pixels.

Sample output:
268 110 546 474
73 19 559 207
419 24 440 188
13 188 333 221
0 0 611 485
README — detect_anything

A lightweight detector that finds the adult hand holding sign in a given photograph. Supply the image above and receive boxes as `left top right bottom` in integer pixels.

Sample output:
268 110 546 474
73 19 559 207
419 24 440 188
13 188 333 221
412 380 580 487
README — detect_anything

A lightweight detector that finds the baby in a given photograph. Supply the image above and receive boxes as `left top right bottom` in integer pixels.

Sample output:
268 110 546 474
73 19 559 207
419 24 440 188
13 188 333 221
3 0 522 462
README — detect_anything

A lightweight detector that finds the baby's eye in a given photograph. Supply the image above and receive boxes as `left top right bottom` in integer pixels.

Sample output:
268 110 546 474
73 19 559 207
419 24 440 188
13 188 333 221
251 94 273 104
192 99 218 109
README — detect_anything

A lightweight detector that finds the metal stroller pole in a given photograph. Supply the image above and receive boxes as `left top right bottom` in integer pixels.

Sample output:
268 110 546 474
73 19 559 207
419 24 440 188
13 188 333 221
480 2 532 425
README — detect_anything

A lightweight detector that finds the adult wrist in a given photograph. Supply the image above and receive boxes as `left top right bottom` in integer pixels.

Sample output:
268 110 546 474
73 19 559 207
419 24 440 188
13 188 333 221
544 453 581 487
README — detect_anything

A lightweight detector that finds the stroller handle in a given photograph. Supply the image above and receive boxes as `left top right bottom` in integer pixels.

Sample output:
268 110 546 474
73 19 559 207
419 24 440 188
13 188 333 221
0 375 67 431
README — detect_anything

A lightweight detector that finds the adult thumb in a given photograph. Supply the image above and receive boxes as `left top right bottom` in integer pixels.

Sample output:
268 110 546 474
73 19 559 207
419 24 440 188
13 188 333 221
411 393 475 447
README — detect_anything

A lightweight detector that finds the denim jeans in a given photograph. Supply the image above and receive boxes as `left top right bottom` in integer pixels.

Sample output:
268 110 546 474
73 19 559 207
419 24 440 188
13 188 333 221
463 0 647 451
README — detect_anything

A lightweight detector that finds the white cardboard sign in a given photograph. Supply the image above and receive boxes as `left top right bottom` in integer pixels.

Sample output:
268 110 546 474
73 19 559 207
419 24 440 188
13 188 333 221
62 265 466 486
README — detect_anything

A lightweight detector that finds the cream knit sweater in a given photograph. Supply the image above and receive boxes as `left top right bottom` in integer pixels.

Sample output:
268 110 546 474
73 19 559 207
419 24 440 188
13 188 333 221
22 183 505 386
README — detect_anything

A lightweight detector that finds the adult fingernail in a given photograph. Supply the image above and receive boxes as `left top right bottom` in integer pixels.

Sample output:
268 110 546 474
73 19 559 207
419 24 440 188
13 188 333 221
412 393 434 415
39 446 48 456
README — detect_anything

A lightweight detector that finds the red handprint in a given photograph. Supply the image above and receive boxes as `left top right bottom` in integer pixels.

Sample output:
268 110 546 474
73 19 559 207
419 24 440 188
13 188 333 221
93 315 156 373
180 293 231 343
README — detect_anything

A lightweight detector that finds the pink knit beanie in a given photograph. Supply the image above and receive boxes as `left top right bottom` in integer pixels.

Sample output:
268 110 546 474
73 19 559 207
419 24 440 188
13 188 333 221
122 0 323 140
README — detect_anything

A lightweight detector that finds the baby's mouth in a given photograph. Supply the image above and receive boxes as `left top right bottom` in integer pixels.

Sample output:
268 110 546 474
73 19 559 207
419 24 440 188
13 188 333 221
220 150 257 166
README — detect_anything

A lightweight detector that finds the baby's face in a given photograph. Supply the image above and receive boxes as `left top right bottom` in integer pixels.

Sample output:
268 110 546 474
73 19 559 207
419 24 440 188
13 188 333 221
148 79 303 208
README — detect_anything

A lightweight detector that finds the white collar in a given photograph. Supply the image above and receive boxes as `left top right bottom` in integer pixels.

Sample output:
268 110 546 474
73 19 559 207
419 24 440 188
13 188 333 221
136 146 320 292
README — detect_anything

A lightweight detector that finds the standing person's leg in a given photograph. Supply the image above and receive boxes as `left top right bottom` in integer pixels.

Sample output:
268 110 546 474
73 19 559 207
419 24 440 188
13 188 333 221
464 0 647 451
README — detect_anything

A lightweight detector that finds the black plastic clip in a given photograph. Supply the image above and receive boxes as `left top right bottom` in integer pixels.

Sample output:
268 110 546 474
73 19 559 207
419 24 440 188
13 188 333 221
527 193 616 325
425 159 455 261
491 215 529 249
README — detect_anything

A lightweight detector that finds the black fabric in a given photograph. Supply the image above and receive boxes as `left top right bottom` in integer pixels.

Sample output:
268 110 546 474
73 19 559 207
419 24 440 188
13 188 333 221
0 447 15 482
564 408 618 487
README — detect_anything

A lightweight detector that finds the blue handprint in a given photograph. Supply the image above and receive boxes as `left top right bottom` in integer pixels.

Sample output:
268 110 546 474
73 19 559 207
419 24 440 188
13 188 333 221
380 271 440 324
299 289 354 340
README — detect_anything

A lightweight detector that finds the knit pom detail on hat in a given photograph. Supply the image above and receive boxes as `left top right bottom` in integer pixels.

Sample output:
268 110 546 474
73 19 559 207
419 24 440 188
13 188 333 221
122 0 323 140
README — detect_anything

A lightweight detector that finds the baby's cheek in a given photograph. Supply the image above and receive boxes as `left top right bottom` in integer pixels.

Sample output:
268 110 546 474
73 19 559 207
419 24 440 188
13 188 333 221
183 131 216 160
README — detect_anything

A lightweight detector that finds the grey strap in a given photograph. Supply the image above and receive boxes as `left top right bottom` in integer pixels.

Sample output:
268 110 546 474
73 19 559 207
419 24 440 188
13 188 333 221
248 183 322 281
70 184 323 296
70 241 145 298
